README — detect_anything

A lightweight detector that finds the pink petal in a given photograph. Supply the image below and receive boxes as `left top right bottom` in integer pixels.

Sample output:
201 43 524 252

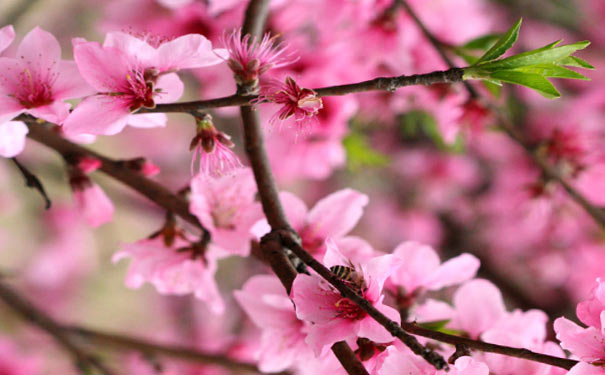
28 101 71 124
103 32 156 67
63 95 130 136
390 242 441 293
153 72 184 104
381 346 435 375
0 93 24 124
306 188 369 240
157 34 224 70
453 279 506 338
305 319 356 356
16 27 61 78
291 274 340 324
279 191 309 232
364 254 401 301
322 239 350 268
0 121 28 158
74 183 114 227
358 302 399 343
577 279 605 330
52 61 95 100
554 317 605 361
452 357 490 375
127 113 167 128
0 57 26 95
0 25 15 54
73 42 131 92
568 362 605 375
423 253 480 291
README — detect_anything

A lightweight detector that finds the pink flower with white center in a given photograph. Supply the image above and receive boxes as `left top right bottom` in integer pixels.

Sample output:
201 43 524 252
234 275 314 373
64 31 225 136
0 25 15 54
388 241 480 300
291 241 402 356
258 76 323 131
113 237 224 314
190 168 262 256
253 189 369 257
0 121 28 157
555 278 605 374
0 27 93 124
222 28 298 92
189 113 241 177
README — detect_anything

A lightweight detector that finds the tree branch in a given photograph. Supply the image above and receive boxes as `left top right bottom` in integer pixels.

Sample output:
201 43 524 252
0 281 115 375
10 157 51 209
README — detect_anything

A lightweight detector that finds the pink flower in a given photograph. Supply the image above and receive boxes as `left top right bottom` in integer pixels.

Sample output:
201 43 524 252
222 28 297 90
64 31 225 135
0 27 93 124
555 278 605 374
258 76 323 130
112 237 224 314
253 189 369 256
234 275 313 372
76 156 102 173
0 336 42 375
382 348 489 375
388 241 480 297
0 25 15 54
71 181 115 228
291 241 401 356
189 168 262 256
0 121 28 157
189 113 241 177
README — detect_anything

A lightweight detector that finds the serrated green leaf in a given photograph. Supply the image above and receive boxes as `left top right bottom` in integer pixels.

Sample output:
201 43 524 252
418 320 451 331
489 70 560 98
462 34 502 51
475 18 522 64
343 132 389 171
515 64 590 80
561 56 595 69
478 40 590 71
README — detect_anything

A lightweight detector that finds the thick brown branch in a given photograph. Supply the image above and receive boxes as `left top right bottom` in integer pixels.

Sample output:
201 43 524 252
65 326 284 374
0 281 115 375
400 322 577 370
24 121 208 235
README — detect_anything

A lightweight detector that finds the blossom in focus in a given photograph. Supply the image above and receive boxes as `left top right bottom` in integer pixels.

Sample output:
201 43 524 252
0 27 93 124
222 28 297 91
258 76 323 130
291 241 401 355
234 275 314 373
112 236 224 314
252 189 369 256
189 113 241 177
64 31 225 135
555 278 605 375
190 167 262 256
0 121 28 157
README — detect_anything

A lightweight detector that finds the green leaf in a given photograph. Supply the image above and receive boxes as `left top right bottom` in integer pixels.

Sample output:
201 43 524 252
343 132 389 171
418 320 451 331
475 18 522 64
477 40 590 71
561 56 595 69
482 80 502 98
489 70 560 98
462 34 502 51
514 64 589 80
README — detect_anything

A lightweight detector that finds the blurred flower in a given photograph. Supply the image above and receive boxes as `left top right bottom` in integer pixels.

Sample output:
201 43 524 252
68 166 114 227
189 113 241 177
0 121 28 157
0 25 15 54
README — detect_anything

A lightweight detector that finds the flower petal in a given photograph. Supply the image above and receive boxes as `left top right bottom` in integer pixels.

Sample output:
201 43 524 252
63 95 130 136
154 72 184 104
0 25 15 54
16 27 61 78
0 121 28 158
306 188 368 240
157 34 224 71
28 101 71 124
52 61 95 100
73 42 131 92
453 279 506 338
423 253 480 291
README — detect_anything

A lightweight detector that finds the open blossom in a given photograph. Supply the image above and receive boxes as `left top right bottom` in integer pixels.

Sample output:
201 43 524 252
555 278 605 375
113 236 224 314
64 31 225 136
253 189 369 256
222 28 297 91
0 121 28 157
189 113 241 177
190 167 262 256
291 241 402 355
234 275 314 373
0 27 93 124
258 76 323 130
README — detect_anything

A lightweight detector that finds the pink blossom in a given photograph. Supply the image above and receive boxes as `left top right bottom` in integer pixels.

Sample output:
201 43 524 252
389 241 480 296
253 189 369 256
0 336 42 375
222 28 297 90
555 278 605 373
190 168 262 256
258 76 323 131
64 31 225 135
189 113 242 177
291 241 401 355
234 275 314 372
112 237 224 313
77 156 102 173
0 25 15 54
382 348 489 375
70 178 114 227
0 27 93 124
0 121 28 157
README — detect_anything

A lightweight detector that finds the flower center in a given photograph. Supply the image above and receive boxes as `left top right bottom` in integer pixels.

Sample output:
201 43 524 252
211 202 238 229
334 297 366 320
125 69 156 111
15 68 54 108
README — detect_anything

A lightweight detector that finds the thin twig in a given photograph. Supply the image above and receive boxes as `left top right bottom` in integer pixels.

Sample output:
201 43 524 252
65 326 285 374
0 281 115 375
10 157 51 209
